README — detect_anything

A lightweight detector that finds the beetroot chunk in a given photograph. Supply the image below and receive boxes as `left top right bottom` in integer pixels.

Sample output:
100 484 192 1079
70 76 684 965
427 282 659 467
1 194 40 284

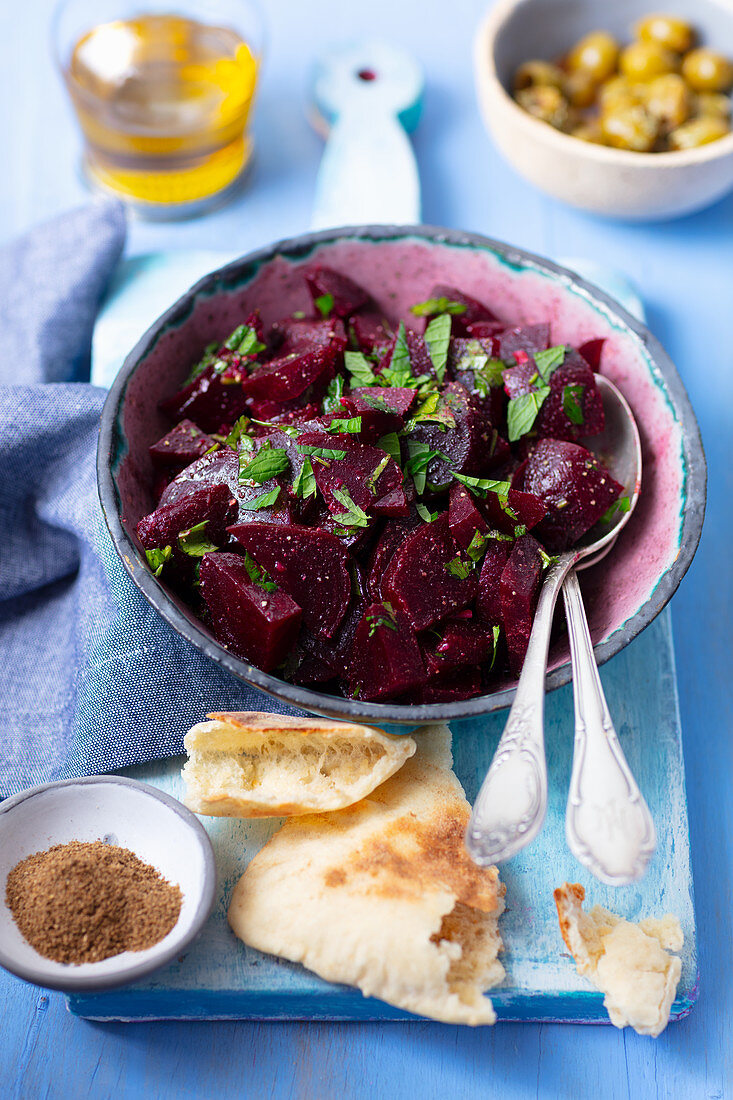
406 666 483 703
496 323 551 361
297 433 407 518
424 618 498 674
241 346 336 401
199 552 302 672
227 522 351 638
350 387 417 418
578 338 606 370
304 265 372 318
159 363 249 434
407 382 509 489
517 439 624 552
348 602 427 701
500 533 544 676
160 447 295 527
478 486 547 537
383 513 477 631
503 349 605 442
377 327 434 381
149 420 216 470
448 483 490 550
137 483 236 553
476 539 512 624
349 312 394 356
366 512 423 600
423 285 498 335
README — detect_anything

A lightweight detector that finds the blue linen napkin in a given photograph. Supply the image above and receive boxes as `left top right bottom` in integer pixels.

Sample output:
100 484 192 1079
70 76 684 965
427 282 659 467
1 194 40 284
0 202 303 798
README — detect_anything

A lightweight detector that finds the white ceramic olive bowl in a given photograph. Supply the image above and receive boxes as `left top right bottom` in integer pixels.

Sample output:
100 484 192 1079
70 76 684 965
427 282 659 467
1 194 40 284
475 0 733 219
0 776 216 992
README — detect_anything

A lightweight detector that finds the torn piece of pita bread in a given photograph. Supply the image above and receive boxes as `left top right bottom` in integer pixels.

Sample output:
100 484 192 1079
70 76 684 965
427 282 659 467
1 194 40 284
228 725 505 1025
554 882 683 1037
182 712 416 817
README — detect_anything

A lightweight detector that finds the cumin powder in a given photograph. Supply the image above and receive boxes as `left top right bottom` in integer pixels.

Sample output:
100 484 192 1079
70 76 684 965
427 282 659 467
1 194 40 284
6 840 182 964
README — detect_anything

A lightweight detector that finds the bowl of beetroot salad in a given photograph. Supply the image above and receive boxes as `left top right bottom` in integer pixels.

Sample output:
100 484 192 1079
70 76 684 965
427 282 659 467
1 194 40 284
97 225 705 725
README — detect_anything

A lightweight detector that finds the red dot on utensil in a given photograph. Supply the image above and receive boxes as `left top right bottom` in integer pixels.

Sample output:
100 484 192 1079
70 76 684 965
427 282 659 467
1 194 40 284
357 68 377 81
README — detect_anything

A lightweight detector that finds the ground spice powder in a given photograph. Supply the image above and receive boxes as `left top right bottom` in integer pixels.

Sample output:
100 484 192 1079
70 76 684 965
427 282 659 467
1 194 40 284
6 840 182 964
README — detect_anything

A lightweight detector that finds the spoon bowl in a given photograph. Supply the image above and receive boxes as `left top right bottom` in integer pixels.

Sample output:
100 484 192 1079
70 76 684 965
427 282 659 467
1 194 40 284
466 374 643 868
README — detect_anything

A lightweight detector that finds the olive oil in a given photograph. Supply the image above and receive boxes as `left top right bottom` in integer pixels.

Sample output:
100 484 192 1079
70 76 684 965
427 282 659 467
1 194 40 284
65 14 259 212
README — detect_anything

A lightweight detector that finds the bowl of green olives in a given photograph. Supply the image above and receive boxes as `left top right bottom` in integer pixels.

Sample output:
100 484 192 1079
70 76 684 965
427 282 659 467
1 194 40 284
475 0 733 218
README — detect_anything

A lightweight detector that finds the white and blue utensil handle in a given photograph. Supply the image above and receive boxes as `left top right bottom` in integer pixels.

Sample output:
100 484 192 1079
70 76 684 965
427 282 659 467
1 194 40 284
309 40 423 230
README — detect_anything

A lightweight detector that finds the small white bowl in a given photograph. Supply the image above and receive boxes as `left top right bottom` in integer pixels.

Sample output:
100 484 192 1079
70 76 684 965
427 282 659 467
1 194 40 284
0 776 216 992
474 0 733 219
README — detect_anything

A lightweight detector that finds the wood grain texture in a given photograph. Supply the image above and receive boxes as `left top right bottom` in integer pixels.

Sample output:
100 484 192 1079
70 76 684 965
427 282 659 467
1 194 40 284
0 0 730 1096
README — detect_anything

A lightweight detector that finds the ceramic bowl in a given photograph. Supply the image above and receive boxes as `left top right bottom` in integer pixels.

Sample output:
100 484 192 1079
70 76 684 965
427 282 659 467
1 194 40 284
97 224 706 724
475 0 733 219
0 776 216 991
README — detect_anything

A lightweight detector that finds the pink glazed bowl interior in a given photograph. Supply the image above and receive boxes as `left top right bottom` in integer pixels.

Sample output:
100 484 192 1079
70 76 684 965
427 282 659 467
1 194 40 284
98 226 706 725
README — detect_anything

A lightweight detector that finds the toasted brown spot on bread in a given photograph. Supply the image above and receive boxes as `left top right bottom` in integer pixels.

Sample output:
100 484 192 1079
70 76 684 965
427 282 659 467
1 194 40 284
324 806 500 911
554 882 586 954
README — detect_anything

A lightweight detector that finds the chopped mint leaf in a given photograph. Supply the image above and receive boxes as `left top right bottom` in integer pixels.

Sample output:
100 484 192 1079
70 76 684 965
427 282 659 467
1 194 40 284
243 550 278 592
453 472 512 502
145 545 172 577
322 375 345 414
184 341 218 385
297 444 347 462
239 486 282 511
224 416 253 449
356 392 390 412
331 488 369 529
324 416 362 434
415 503 439 523
366 454 390 495
507 388 550 442
314 293 334 317
466 529 488 562
250 419 300 438
563 383 585 425
534 345 566 383
238 442 290 484
444 556 472 580
376 432 401 465
599 495 631 524
409 297 468 317
405 440 449 494
292 310 306 319
404 390 456 432
344 350 376 387
490 624 501 669
456 342 505 397
383 321 411 385
292 457 317 499
538 548 558 570
203 443 221 456
366 603 398 637
424 314 451 383
223 323 265 357
513 524 528 538
178 521 219 558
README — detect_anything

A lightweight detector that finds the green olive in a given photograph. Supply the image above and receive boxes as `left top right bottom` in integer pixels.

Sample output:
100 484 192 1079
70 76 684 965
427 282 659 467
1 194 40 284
515 85 571 130
681 48 733 93
598 75 639 111
668 115 731 149
514 60 565 91
563 70 597 108
641 73 692 130
566 31 620 83
634 14 694 54
601 103 660 150
695 92 731 119
619 40 679 82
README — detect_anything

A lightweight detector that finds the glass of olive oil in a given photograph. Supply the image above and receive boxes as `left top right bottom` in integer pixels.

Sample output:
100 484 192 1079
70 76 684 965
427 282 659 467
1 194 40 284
52 0 264 218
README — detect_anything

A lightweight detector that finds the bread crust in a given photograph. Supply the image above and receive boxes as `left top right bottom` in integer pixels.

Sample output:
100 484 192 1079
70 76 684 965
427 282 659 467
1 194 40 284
182 711 416 817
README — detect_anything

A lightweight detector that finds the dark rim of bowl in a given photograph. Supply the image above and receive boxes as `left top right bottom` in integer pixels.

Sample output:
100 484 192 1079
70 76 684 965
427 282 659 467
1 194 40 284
97 223 707 725
0 775 217 992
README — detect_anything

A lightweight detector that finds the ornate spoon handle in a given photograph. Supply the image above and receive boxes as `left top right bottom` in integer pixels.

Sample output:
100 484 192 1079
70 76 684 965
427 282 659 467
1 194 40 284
466 556 572 866
563 568 656 884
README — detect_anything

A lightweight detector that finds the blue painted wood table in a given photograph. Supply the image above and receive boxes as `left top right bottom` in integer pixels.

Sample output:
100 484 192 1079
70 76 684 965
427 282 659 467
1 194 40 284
0 1 731 1097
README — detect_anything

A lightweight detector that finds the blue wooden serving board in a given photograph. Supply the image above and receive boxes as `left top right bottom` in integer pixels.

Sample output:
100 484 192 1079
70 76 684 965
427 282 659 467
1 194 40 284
68 612 697 1023
72 252 697 1024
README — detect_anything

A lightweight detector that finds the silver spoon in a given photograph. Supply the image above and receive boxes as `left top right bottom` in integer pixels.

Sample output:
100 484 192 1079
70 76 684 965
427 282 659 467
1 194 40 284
466 376 654 880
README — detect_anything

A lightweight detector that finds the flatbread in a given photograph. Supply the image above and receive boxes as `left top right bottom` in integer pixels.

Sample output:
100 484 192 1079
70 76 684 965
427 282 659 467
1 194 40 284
182 712 416 817
554 882 683 1037
228 725 505 1024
